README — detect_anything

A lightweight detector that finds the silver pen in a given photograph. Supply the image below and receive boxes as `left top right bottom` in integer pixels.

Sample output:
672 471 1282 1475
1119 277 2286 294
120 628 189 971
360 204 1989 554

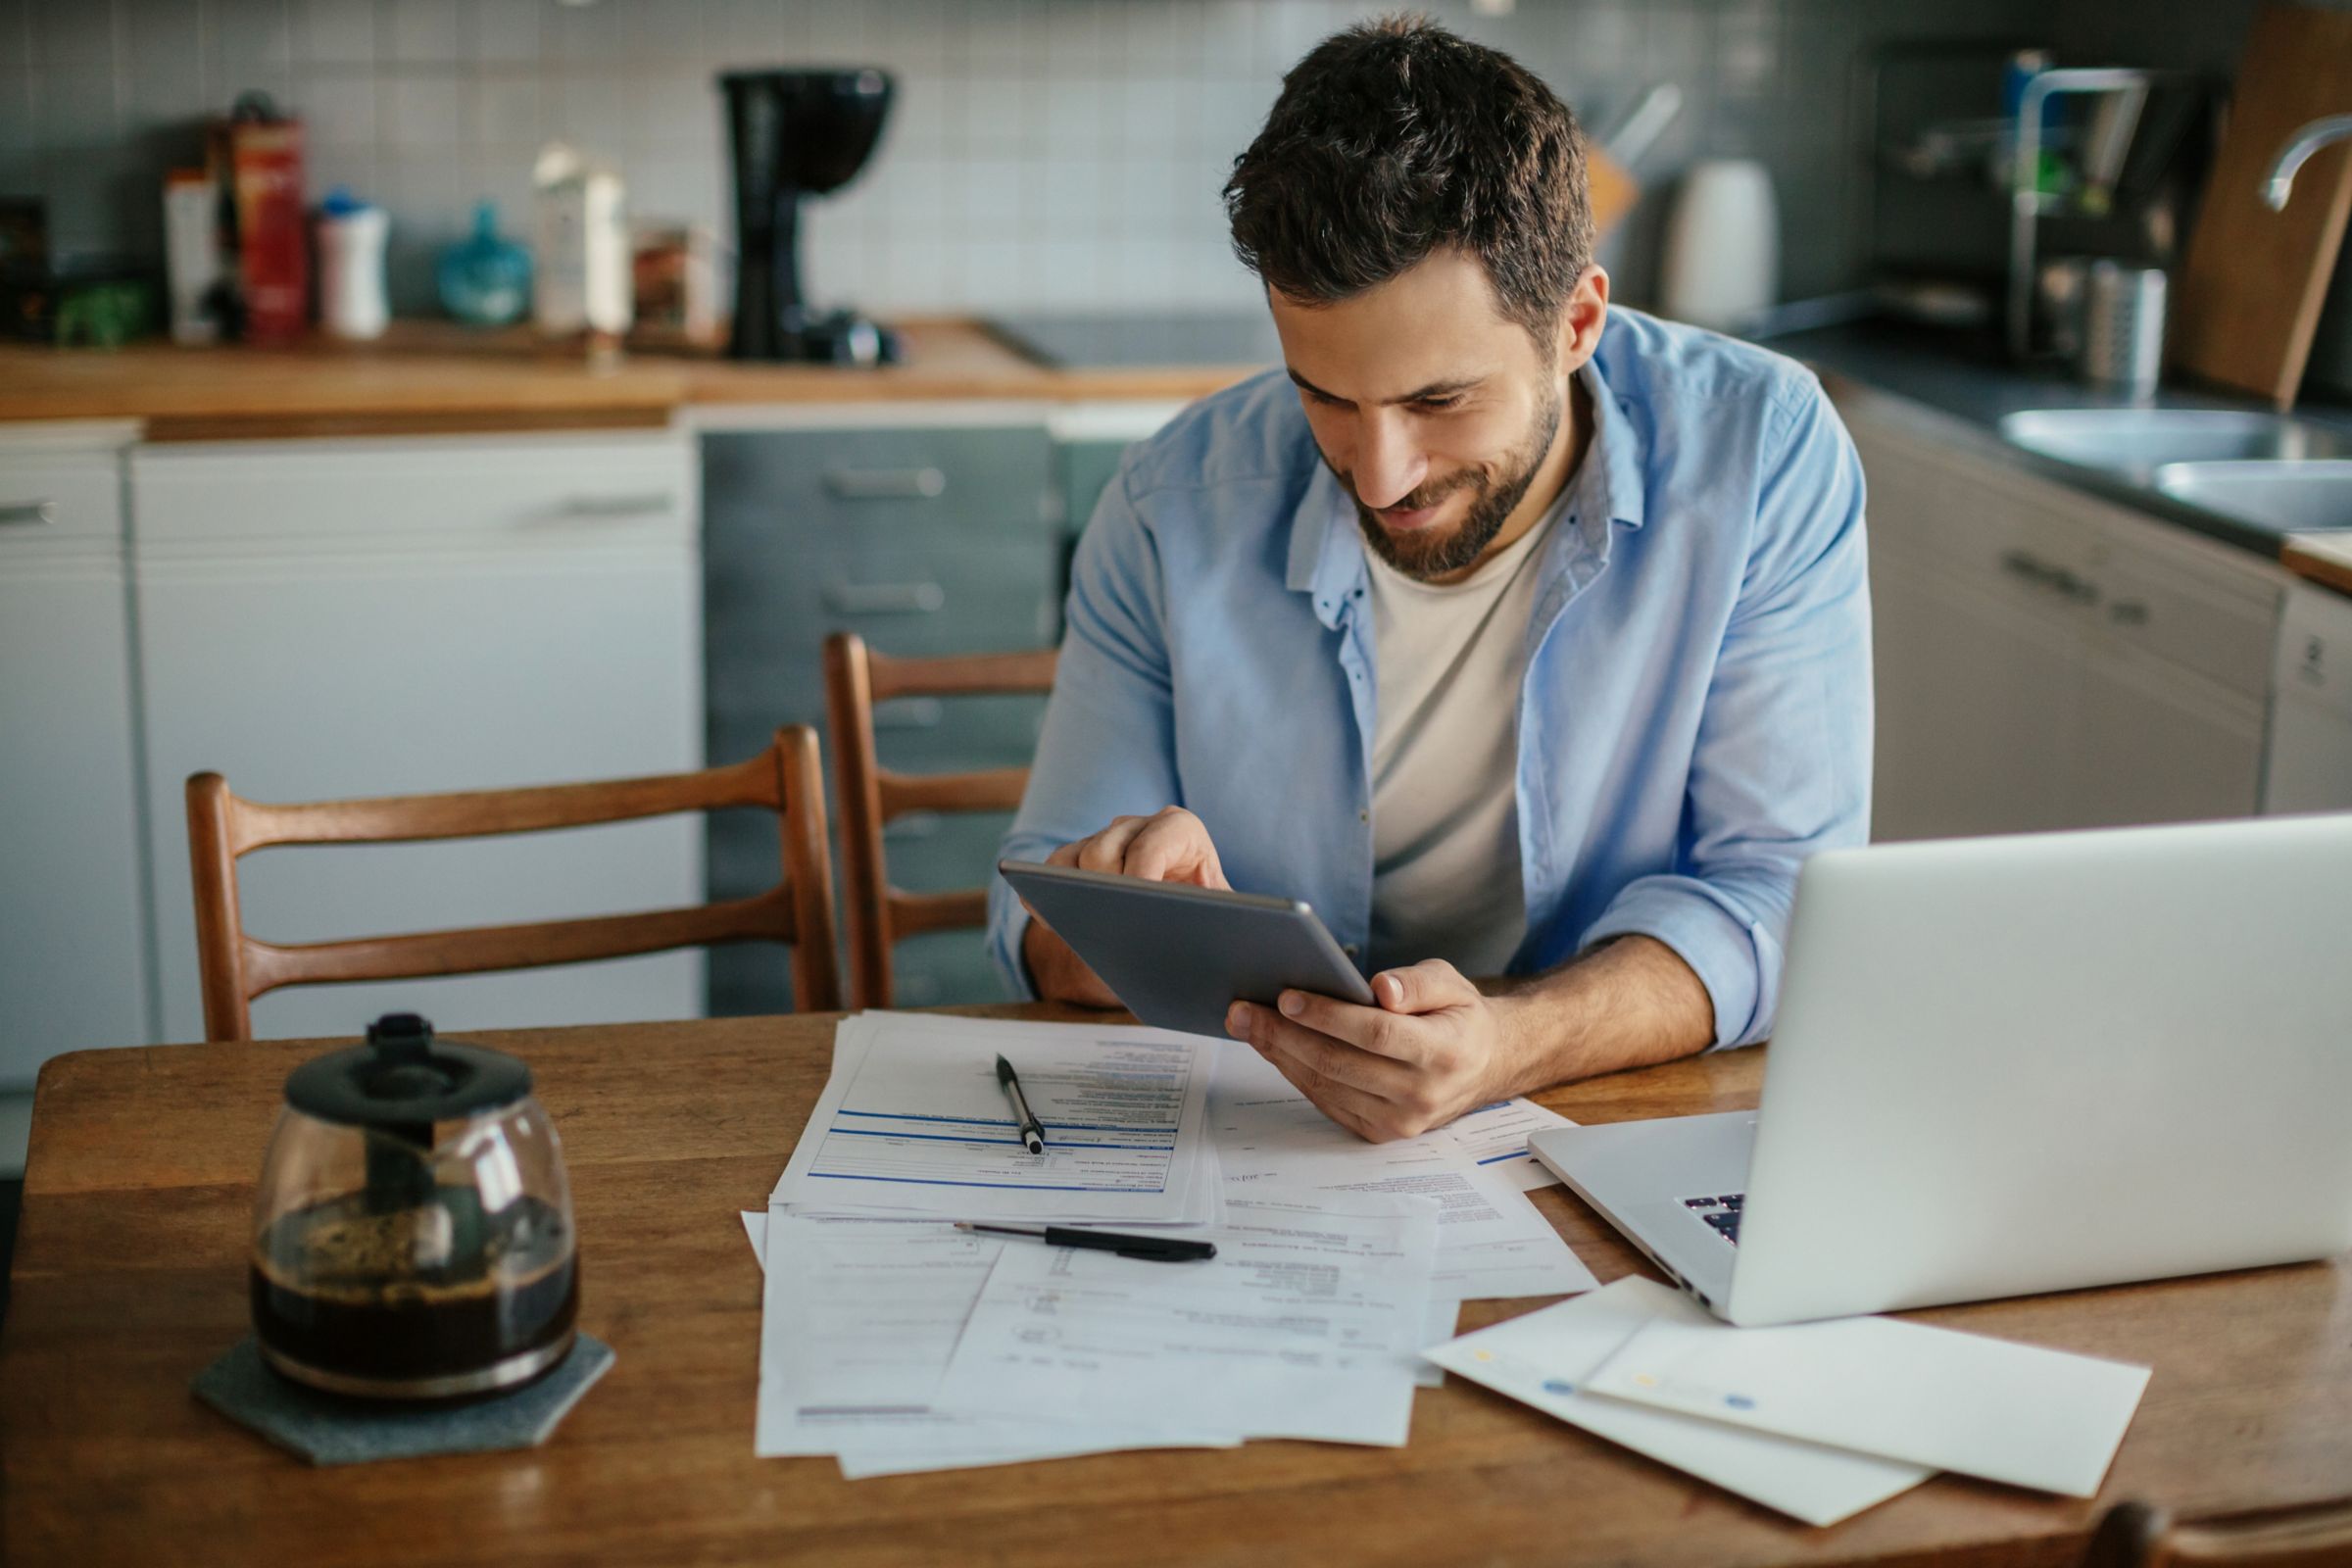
996 1053 1047 1154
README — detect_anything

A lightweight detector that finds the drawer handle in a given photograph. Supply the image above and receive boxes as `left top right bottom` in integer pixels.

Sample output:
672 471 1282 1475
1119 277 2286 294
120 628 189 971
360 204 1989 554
824 582 945 615
542 491 678 521
0 500 57 527
1999 549 2049 583
874 698 945 730
824 466 947 501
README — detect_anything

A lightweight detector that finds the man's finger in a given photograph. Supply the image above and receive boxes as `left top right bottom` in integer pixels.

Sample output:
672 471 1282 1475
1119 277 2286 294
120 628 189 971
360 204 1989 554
1250 1037 1399 1141
1228 1002 1416 1098
1073 815 1152 874
1123 808 1228 888
1274 989 1428 1064
1372 958 1475 1015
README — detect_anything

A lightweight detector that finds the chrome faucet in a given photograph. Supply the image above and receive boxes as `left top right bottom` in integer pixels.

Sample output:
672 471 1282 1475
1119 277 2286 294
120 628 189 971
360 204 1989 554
2264 114 2352 210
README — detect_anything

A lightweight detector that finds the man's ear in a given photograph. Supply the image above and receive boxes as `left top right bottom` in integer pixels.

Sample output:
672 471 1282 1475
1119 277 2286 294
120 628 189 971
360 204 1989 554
1554 266 1610 370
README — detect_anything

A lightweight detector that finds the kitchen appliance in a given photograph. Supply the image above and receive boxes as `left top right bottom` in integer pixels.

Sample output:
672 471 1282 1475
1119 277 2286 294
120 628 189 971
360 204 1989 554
986 312 1281 368
1657 160 1779 333
721 68 899 365
250 1013 579 1399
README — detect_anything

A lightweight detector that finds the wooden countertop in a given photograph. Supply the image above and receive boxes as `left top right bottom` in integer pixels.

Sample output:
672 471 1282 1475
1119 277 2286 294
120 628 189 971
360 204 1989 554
9 1008 2352 1567
0 318 1266 439
2283 532 2352 598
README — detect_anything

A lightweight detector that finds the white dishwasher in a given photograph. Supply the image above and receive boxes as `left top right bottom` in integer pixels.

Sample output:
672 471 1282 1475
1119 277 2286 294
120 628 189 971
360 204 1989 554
2265 579 2352 813
130 430 706 1044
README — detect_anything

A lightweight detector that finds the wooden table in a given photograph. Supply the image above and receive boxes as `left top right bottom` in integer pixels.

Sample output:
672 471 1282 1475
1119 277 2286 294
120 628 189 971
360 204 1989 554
5 1010 2348 1567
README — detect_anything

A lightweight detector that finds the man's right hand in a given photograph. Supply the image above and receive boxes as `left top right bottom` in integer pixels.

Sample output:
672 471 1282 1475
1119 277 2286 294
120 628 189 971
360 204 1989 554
1019 806 1229 1008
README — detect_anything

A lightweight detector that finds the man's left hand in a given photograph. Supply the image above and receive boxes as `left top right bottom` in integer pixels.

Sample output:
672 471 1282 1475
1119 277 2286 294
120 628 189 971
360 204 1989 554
1224 959 1526 1142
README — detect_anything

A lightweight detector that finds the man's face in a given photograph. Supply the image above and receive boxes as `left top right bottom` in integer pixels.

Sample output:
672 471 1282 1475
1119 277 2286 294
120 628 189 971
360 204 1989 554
1269 248 1570 581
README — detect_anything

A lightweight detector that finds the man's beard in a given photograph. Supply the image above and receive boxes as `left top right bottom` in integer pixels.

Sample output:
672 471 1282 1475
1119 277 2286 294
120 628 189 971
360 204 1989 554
1339 384 1564 582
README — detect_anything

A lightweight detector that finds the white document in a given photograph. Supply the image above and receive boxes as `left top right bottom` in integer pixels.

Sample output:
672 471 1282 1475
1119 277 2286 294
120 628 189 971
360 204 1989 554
1584 1309 2153 1497
769 1013 1215 1223
1424 1278 1934 1527
1211 1048 1596 1299
934 1192 1443 1447
1442 1099 1575 1191
754 1210 1237 1469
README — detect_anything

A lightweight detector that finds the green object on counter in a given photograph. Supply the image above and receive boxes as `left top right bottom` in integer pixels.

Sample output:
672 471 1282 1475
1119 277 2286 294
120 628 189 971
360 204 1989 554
438 202 532 327
54 279 158 347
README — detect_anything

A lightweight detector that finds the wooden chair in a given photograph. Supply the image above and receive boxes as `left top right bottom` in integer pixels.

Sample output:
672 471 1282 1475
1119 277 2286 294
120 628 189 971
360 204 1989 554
823 632 1056 1009
186 726 841 1042
2084 1498 2352 1567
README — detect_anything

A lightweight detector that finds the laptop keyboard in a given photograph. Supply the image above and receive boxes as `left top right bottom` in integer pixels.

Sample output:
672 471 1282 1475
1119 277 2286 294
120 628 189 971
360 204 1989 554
1681 1192 1744 1245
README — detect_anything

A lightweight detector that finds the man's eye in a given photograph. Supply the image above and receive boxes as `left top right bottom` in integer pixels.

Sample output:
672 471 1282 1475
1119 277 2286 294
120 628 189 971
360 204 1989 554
1415 397 1462 414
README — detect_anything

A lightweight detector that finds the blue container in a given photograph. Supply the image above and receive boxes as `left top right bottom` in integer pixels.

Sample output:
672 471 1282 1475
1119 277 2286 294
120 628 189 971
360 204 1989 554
437 202 532 327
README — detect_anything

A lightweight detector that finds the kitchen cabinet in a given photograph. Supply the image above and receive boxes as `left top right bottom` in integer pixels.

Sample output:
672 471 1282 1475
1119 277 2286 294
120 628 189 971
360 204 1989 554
129 430 705 1044
0 425 153 1120
701 410 1059 1013
1838 398 2287 841
2266 579 2352 811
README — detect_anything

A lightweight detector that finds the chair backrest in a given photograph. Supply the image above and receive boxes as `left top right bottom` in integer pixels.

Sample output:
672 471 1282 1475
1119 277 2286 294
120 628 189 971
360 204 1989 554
186 726 841 1042
822 632 1056 1009
2085 1499 2352 1568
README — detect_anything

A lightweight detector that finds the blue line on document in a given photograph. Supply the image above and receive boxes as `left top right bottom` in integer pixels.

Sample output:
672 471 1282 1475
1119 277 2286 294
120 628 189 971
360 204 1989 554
1476 1151 1534 1165
836 1109 1181 1135
807 1173 1167 1192
826 1129 1175 1152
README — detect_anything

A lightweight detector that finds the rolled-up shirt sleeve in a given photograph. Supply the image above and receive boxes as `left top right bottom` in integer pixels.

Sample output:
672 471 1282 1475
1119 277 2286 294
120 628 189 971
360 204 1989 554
987 463 1186 999
1578 377 1873 1048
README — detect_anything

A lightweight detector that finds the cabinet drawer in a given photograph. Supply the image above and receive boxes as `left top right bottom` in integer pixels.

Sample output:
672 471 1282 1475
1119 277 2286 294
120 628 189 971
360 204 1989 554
707 541 1061 667
703 425 1053 543
711 689 1045 775
130 432 694 546
0 454 122 545
2091 545 2278 699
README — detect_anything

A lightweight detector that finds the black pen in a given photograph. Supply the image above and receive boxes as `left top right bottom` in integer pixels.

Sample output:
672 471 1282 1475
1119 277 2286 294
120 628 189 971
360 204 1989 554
955 1221 1217 1262
996 1054 1047 1154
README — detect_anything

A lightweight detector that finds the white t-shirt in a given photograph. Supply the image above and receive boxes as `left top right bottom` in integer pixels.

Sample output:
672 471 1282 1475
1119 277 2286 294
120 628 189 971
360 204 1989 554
1363 488 1569 977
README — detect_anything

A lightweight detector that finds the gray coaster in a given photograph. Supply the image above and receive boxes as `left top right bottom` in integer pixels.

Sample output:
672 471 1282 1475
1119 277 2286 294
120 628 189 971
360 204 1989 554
192 1335 614 1466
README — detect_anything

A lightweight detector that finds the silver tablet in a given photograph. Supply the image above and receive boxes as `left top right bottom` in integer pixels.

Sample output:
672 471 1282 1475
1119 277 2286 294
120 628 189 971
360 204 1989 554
998 858 1376 1039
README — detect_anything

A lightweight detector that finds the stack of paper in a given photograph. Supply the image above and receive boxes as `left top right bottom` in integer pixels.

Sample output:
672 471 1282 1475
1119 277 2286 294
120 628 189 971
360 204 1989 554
770 1011 1220 1226
1426 1277 2152 1526
751 1010 1602 1477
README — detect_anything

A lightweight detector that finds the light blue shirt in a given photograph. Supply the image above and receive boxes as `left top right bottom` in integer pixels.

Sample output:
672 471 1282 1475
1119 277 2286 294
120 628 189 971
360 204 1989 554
988 307 1872 1050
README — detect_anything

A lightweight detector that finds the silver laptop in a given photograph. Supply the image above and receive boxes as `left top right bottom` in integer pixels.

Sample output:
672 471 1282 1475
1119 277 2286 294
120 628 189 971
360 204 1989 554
1530 812 2352 1327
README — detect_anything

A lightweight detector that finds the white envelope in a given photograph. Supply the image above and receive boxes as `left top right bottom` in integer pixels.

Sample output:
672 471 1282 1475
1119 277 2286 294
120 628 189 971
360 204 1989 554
1582 1310 2151 1497
1423 1279 1933 1527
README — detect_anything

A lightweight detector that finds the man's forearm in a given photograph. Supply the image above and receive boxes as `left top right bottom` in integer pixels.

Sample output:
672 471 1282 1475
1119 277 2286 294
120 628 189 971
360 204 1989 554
1483 935 1717 1093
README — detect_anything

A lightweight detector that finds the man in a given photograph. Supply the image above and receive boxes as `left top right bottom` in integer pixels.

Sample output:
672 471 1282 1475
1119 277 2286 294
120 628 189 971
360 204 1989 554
987 18 1871 1142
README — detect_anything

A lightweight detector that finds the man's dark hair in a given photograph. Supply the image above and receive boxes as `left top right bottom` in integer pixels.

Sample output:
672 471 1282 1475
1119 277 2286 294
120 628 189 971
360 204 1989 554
1223 16 1593 350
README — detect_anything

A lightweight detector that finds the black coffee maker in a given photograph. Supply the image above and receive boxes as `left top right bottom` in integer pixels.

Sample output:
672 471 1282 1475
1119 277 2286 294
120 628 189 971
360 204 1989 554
721 68 901 365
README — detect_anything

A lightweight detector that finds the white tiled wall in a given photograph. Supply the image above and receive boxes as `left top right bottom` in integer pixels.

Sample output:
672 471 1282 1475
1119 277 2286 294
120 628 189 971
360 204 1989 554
3 0 2050 318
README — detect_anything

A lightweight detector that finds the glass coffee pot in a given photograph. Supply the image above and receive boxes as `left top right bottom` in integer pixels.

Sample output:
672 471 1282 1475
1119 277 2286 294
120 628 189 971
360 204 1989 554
250 1013 578 1399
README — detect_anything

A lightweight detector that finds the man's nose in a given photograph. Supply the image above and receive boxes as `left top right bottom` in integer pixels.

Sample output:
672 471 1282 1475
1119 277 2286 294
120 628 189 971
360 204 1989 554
1350 416 1428 510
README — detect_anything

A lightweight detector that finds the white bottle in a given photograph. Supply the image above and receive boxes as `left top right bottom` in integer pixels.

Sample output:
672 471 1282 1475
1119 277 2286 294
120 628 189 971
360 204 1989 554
533 142 632 339
316 189 390 340
163 169 224 345
1658 160 1780 334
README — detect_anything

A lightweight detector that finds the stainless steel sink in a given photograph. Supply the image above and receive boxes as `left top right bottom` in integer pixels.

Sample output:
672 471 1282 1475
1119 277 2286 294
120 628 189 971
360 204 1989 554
1998 409 2352 478
2153 461 2352 533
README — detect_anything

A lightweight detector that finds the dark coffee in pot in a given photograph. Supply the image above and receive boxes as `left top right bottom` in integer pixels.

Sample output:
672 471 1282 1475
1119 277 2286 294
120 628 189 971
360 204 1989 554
250 1190 576 1398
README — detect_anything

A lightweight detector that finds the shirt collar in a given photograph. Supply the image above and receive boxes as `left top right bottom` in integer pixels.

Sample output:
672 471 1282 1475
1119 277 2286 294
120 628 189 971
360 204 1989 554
1284 349 1647 627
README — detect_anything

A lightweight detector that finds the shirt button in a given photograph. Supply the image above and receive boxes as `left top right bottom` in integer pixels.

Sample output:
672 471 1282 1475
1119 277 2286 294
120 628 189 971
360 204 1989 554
1357 808 1368 822
1342 944 1360 957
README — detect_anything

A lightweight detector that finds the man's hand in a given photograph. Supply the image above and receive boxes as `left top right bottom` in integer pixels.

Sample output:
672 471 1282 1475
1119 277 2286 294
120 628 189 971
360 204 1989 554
1223 959 1527 1142
1019 806 1229 1007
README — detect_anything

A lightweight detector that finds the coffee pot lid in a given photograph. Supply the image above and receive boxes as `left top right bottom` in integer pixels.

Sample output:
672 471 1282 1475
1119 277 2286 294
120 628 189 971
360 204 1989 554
282 1013 533 1129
